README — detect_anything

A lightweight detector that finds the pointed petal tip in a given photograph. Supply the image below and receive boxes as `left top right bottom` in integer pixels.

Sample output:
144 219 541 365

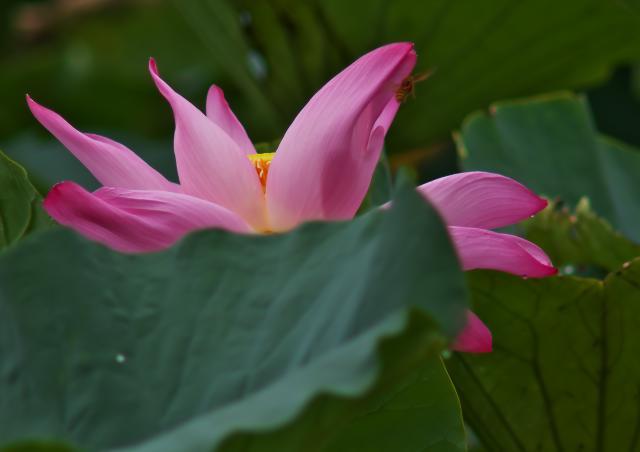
206 84 255 153
520 264 558 279
531 265 556 278
25 95 60 126
43 181 74 214
539 265 559 277
45 180 74 196
26 96 59 130
25 94 43 113
27 98 176 191
450 226 557 278
514 248 557 279
457 340 493 354
452 311 493 354
148 58 174 105
267 42 417 229
148 58 176 105
44 182 254 252
382 42 416 58
207 84 223 96
390 41 414 50
402 42 416 57
419 171 550 229
538 196 549 211
527 188 548 214
519 240 557 278
148 57 158 74
146 57 266 229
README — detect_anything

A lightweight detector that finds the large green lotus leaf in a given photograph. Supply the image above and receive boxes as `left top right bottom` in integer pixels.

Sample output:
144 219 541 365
0 149 50 250
523 199 640 274
0 187 468 451
458 92 640 242
447 259 640 451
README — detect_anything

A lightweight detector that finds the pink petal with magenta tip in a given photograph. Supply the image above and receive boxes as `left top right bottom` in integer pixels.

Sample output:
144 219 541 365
418 172 547 229
44 182 251 253
149 59 267 230
266 43 417 231
206 85 255 153
449 226 557 278
27 96 178 192
452 310 492 353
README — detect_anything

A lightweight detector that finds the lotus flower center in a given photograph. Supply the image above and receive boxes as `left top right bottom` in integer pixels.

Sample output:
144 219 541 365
248 152 275 191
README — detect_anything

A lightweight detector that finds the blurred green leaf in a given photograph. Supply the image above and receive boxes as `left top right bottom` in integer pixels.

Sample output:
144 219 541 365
588 66 640 148
0 186 468 451
304 0 640 150
176 0 640 152
171 0 284 137
0 441 78 452
0 149 50 249
449 259 640 451
524 198 640 274
0 2 214 139
458 92 640 242
5 0 640 157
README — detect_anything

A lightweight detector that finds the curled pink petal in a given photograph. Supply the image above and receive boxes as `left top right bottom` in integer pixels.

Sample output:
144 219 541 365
449 226 557 278
206 85 255 153
418 172 547 229
149 59 267 230
452 311 492 354
44 182 251 253
26 96 177 192
266 43 417 231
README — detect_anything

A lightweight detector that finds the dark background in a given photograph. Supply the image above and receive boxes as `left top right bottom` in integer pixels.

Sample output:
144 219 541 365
1 0 640 192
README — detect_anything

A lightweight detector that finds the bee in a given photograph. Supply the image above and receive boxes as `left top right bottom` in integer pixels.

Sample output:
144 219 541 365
395 70 433 103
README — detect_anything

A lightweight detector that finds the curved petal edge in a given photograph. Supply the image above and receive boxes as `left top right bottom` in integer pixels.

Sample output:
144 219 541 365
206 85 255 153
452 311 493 354
418 172 547 229
44 182 251 253
26 95 177 192
449 226 557 278
266 42 417 231
148 59 267 230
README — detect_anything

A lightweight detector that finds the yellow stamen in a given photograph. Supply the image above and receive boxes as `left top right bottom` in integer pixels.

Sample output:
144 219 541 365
248 152 275 191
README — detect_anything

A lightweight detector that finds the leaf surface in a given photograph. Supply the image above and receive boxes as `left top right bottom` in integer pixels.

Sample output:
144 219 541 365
0 187 468 452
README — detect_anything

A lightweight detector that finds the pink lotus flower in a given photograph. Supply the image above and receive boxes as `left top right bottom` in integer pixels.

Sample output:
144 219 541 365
27 43 555 354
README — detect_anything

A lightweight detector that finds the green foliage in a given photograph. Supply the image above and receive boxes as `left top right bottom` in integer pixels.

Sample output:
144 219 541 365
320 0 640 150
0 186 468 451
449 259 640 452
588 67 640 148
166 0 640 150
2 1 640 449
0 150 50 249
450 111 640 448
5 0 640 156
458 93 640 242
0 2 211 139
0 441 78 452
